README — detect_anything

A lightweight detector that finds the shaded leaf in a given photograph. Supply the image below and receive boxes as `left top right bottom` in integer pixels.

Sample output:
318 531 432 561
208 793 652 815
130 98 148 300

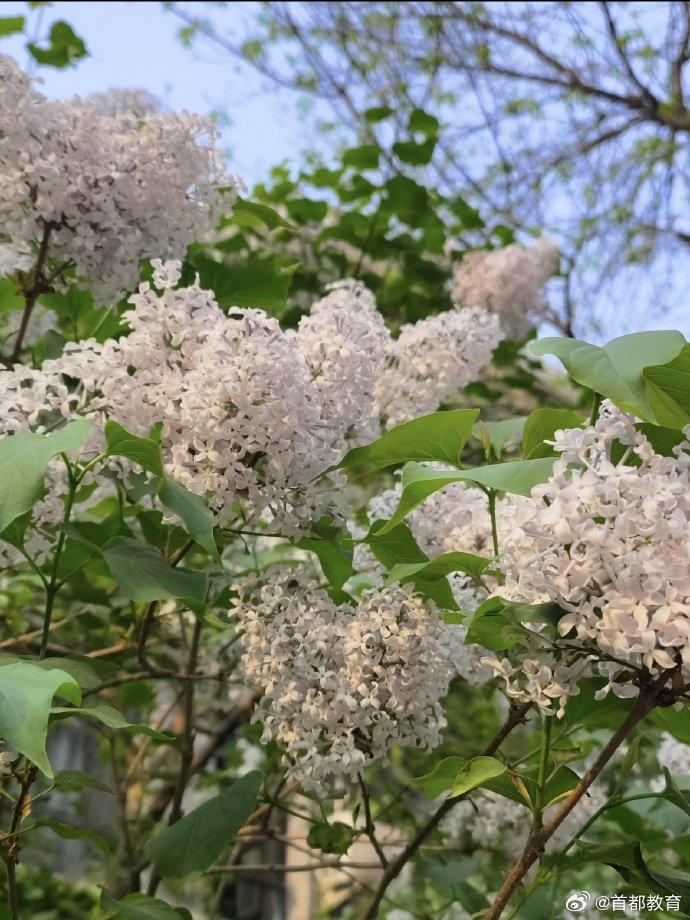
464 597 528 651
661 769 690 817
343 144 380 170
31 817 109 854
0 277 23 313
387 551 494 585
414 755 518 804
297 524 354 602
563 679 634 730
192 255 290 313
451 756 506 796
28 20 87 68
364 105 393 122
101 890 193 920
384 175 429 223
51 703 175 742
102 536 207 602
52 769 112 794
0 15 24 36
307 821 355 855
366 520 459 610
0 510 31 549
231 197 292 231
644 344 690 428
473 416 528 458
652 706 690 744
409 107 440 136
286 197 328 222
145 771 263 878
157 477 218 559
568 841 690 898
414 756 465 799
40 657 101 691
637 422 685 456
393 138 435 165
522 764 580 808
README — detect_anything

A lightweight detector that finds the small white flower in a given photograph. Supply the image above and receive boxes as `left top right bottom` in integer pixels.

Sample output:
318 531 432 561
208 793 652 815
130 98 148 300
0 750 18 775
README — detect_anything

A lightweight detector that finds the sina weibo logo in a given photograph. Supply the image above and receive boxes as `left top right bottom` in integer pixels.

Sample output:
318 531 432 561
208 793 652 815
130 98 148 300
565 891 591 912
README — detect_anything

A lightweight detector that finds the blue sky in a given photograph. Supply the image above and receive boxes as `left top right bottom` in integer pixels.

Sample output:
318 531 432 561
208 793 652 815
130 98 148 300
1 1 304 185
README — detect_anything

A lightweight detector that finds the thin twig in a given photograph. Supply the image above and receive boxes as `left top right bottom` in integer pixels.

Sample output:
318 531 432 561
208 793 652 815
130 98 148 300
0 616 74 650
137 539 194 678
2 764 37 920
358 773 388 868
363 701 531 919
204 860 383 874
146 692 260 825
483 689 660 920
108 736 140 893
147 617 203 897
7 221 53 365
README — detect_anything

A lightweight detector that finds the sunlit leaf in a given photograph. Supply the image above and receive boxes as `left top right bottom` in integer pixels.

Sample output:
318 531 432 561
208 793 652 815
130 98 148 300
0 418 91 530
0 662 81 776
531 331 685 422
339 409 478 472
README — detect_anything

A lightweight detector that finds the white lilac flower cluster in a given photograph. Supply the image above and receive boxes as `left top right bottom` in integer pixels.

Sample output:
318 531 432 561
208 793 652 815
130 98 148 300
293 280 390 451
0 56 229 303
0 268 499 535
374 307 502 427
232 566 453 791
443 783 607 859
452 237 560 339
484 402 690 714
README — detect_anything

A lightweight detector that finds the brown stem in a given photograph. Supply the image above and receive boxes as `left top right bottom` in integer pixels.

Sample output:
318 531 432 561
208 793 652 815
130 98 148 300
147 617 203 897
204 860 385 873
363 702 531 920
137 539 194 678
146 692 260 825
7 221 53 366
0 616 74 651
83 669 219 696
108 736 140 895
358 773 388 868
136 601 163 675
169 618 202 823
483 690 658 920
5 861 18 920
2 764 38 919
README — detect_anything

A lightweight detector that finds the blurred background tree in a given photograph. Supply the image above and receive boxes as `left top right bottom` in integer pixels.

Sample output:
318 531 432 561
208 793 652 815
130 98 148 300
168 1 690 338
